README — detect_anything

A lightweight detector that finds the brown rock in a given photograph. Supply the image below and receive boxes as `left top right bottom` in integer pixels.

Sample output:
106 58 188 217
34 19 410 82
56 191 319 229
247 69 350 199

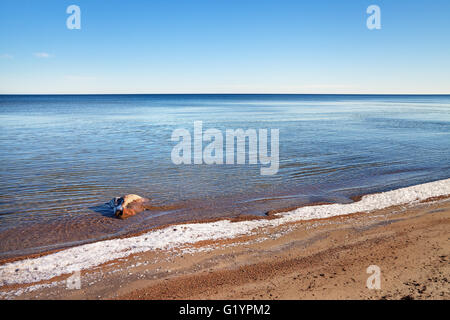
109 194 152 219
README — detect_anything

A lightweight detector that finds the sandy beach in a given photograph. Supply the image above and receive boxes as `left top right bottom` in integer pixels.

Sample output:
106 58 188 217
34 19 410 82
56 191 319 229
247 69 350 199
1 183 449 300
2 0 450 304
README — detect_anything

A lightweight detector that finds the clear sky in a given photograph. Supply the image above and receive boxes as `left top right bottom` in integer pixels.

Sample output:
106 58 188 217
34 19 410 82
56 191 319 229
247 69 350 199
0 0 449 94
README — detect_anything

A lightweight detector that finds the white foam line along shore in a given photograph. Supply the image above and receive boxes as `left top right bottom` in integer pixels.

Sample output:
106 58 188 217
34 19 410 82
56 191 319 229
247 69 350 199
1 178 450 286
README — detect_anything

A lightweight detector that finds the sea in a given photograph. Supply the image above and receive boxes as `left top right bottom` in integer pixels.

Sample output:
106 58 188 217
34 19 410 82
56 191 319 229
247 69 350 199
0 94 449 258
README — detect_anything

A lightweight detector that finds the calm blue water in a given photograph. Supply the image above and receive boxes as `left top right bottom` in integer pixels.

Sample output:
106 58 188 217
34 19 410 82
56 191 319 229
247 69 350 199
0 94 449 257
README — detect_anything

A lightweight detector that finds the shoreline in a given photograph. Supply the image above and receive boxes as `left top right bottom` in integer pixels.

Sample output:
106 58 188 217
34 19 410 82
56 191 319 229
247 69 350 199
2 178 450 264
0 190 353 261
119 198 449 300
1 177 448 261
1 178 449 299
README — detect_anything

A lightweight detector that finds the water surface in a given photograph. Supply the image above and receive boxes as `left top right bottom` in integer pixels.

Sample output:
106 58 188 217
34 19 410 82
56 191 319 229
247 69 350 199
0 94 449 257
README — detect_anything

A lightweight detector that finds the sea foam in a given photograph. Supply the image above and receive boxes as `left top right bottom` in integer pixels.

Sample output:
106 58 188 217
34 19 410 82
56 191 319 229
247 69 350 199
1 178 449 286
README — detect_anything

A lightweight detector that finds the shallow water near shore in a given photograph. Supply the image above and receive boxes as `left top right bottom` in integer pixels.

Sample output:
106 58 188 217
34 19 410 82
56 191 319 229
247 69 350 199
0 94 450 258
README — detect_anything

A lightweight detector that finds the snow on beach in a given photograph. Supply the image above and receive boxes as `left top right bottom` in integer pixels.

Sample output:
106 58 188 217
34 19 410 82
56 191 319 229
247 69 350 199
1 178 450 286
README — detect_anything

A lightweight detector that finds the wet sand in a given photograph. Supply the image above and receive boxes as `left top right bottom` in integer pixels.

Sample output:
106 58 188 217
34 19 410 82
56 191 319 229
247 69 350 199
0 191 346 259
1 196 449 300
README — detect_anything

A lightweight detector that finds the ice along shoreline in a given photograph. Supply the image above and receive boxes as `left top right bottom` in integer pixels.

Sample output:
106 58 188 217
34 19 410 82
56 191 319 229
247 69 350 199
1 178 450 286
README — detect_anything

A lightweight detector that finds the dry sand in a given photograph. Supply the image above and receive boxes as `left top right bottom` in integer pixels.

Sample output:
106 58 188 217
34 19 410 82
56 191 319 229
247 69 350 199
1 197 449 300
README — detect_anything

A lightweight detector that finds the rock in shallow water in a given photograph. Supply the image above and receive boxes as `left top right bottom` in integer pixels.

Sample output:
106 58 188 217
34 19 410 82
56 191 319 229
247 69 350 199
109 194 151 219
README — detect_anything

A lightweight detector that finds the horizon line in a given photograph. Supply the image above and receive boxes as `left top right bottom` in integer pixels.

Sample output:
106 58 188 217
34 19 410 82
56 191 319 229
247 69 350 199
1 92 450 96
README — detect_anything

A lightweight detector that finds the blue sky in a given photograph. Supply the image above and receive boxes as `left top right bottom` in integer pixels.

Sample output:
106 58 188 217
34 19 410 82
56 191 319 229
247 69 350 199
0 0 449 94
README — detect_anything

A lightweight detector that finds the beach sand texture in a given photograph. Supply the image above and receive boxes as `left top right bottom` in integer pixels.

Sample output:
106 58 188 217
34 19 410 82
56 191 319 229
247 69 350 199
0 180 449 300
